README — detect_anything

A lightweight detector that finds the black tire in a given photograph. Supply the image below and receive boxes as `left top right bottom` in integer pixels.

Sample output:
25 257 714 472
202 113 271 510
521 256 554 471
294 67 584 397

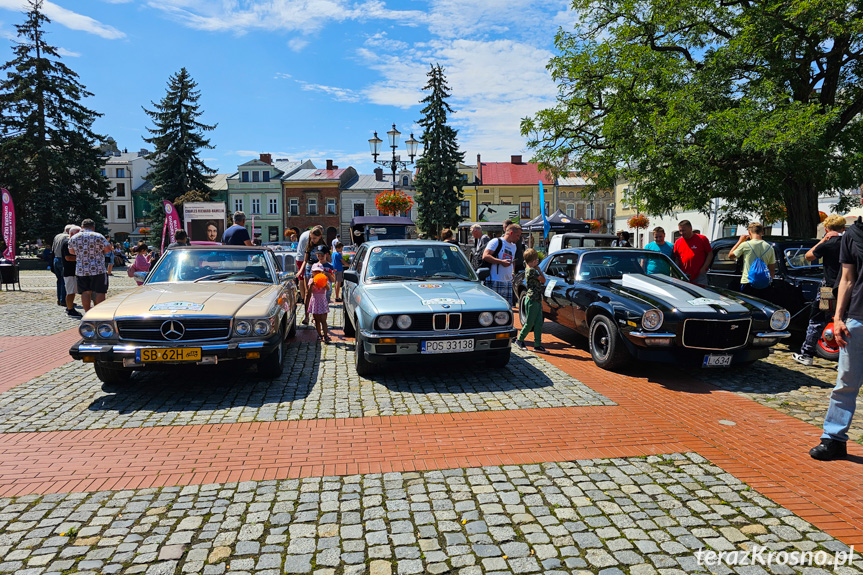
354 335 374 377
815 339 840 361
343 312 356 338
258 328 286 378
589 315 632 371
286 311 297 339
95 361 132 391
518 291 528 327
486 349 511 368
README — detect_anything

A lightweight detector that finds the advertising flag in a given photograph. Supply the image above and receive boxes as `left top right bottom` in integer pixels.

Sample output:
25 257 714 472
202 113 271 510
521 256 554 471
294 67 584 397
538 181 550 238
1 189 14 260
161 200 181 252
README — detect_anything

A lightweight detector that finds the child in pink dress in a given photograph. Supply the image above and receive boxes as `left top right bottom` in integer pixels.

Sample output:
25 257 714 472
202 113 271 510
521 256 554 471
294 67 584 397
308 263 334 343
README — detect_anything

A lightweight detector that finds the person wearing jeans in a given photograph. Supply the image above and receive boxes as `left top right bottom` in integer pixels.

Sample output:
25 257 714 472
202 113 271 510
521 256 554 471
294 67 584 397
810 216 863 461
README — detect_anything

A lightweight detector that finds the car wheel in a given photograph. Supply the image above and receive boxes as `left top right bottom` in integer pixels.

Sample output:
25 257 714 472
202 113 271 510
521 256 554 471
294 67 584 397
354 335 374 377
258 328 286 378
815 338 840 361
95 361 132 391
286 312 297 339
486 348 511 369
343 312 356 338
518 291 527 327
589 315 632 371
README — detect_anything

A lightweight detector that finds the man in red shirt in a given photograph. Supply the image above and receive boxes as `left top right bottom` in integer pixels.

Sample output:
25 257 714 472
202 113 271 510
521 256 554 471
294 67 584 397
673 220 713 285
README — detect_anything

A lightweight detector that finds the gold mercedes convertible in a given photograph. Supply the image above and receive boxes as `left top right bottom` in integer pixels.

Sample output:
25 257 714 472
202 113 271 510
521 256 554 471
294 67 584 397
69 245 297 387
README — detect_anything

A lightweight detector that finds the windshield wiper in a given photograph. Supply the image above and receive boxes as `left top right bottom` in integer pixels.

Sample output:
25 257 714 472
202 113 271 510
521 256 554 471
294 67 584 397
194 272 263 282
416 273 471 280
369 275 416 281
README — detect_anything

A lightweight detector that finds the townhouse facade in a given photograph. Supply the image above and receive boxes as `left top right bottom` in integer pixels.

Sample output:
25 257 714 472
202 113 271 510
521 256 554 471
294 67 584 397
226 154 314 243
99 149 154 240
340 168 417 239
283 161 358 246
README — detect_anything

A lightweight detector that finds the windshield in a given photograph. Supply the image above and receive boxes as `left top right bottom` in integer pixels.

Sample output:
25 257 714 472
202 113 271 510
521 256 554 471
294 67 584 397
578 251 687 281
565 237 614 248
147 249 274 283
785 247 822 274
365 244 476 282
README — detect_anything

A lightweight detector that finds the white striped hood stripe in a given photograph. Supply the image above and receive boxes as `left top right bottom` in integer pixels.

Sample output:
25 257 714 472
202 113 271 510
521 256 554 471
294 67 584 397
611 274 749 313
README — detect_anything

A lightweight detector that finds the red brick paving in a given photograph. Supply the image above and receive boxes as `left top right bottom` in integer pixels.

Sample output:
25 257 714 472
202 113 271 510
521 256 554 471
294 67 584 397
0 319 862 546
0 329 81 393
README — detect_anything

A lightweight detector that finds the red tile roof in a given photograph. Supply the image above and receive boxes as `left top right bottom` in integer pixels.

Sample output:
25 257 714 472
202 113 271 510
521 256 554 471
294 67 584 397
480 161 553 186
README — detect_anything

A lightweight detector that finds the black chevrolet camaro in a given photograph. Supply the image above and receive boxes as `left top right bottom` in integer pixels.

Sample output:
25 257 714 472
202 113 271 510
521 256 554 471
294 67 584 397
514 248 792 371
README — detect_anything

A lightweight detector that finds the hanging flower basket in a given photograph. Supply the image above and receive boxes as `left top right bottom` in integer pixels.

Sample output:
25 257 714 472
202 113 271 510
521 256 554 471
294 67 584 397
137 227 151 234
819 211 828 223
584 219 601 231
627 214 650 229
375 190 413 216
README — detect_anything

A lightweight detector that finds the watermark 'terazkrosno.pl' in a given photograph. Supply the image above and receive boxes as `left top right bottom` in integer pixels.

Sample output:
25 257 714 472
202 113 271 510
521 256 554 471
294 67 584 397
695 546 856 569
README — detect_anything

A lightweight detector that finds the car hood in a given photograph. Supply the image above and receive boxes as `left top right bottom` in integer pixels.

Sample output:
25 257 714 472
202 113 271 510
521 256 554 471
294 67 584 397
360 281 508 314
608 274 752 313
85 282 275 319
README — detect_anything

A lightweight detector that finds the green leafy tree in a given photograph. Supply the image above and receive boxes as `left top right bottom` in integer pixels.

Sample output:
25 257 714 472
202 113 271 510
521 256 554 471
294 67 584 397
521 0 863 237
142 68 216 243
0 0 110 241
414 64 465 238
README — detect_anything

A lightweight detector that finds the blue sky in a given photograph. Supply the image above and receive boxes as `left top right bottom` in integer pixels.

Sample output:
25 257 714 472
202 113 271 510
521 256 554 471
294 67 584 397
0 0 575 175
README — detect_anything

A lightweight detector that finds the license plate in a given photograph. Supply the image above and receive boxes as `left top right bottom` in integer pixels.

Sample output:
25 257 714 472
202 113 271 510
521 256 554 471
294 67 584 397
136 348 202 363
703 354 732 368
421 339 474 354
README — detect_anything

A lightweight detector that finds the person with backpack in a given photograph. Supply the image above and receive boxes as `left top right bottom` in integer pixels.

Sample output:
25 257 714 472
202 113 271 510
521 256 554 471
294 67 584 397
470 224 490 270
483 223 521 305
810 215 863 461
729 222 776 296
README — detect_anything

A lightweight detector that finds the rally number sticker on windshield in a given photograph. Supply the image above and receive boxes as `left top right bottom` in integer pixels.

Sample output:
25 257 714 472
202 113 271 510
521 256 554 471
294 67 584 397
149 302 204 312
421 298 465 306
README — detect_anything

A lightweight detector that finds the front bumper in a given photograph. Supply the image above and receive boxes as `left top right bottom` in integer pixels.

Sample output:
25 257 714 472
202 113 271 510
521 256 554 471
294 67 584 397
358 328 516 365
69 332 282 367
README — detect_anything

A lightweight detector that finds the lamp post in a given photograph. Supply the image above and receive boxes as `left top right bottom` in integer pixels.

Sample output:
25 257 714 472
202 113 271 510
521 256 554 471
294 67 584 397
368 124 419 192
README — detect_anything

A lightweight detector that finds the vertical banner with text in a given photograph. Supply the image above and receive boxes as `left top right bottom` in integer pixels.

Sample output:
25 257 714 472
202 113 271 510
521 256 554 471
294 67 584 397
161 200 181 253
1 189 15 260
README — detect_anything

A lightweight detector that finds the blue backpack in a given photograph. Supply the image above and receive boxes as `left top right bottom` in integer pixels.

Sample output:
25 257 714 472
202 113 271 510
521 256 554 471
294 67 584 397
747 242 771 289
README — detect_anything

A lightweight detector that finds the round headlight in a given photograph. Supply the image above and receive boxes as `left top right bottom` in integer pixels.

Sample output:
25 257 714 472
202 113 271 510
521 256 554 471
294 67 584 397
235 320 251 336
823 328 834 341
641 310 663 331
377 315 394 330
494 311 510 325
396 315 412 330
97 323 115 339
479 312 494 327
770 309 791 331
79 322 95 339
253 320 271 336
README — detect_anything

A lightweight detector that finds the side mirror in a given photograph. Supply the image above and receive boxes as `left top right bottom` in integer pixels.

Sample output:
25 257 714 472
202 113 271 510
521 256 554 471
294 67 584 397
133 271 148 283
343 270 359 284
476 268 490 282
278 271 294 283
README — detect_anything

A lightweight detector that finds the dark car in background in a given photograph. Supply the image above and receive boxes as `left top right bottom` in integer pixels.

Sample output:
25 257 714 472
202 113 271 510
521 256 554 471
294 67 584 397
514 248 791 371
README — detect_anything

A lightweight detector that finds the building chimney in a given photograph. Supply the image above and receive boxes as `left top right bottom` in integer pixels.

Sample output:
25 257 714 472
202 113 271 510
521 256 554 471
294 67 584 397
374 168 384 181
511 155 522 164
326 159 334 170
259 153 272 165
476 154 482 183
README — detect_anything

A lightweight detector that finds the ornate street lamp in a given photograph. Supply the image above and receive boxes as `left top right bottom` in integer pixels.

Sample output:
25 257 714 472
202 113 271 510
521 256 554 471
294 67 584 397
369 123 418 192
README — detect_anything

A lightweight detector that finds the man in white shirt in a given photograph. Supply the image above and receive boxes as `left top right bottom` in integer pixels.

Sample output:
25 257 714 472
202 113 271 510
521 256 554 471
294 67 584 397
483 223 521 305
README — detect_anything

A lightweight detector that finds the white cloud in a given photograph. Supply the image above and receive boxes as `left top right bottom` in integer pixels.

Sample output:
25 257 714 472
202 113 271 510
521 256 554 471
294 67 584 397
297 81 361 103
0 0 125 39
287 37 308 52
56 46 80 57
273 72 292 80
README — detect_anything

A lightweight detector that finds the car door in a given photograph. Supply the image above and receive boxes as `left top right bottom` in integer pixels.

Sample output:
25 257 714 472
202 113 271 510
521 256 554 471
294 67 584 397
706 242 741 291
541 253 579 328
343 245 367 319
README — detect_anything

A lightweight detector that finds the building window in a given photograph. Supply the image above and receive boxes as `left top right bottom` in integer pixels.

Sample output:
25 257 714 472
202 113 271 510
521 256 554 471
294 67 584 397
327 198 336 215
607 204 615 226
116 168 125 178
100 204 108 218
483 189 490 194
722 225 738 237
353 203 365 217
269 226 278 242
234 198 243 213
402 176 409 187
241 171 249 182
566 204 575 218
262 171 270 182
268 198 278 214
289 198 299 216
116 183 125 197
460 200 470 218
520 202 531 219
252 171 260 183
545 202 550 216
308 198 317 215
586 203 596 219
117 204 127 220
99 168 106 177
251 198 261 214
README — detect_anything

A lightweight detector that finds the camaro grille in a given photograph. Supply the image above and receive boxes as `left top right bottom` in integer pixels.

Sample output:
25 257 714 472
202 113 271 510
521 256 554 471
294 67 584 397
116 318 232 342
681 319 751 350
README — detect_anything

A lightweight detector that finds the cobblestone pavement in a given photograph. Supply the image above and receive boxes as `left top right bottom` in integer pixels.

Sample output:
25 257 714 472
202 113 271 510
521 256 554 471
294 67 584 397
0 271 137 307
0 303 84 336
0 336 612 433
0 454 857 575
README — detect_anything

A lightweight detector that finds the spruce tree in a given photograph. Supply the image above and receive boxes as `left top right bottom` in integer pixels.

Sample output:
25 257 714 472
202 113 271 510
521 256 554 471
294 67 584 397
413 64 464 238
142 68 217 242
0 0 110 241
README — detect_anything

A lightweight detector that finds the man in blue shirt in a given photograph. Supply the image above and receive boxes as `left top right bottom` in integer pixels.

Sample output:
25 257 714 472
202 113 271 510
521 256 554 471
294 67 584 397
222 212 253 246
644 226 674 275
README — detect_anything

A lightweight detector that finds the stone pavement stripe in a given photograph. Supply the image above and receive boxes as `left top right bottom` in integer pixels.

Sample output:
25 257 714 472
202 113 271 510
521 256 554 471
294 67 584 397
0 329 80 392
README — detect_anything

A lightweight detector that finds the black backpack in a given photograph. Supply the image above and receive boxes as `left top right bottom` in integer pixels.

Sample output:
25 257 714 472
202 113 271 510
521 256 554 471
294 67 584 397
471 236 494 269
475 238 505 273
